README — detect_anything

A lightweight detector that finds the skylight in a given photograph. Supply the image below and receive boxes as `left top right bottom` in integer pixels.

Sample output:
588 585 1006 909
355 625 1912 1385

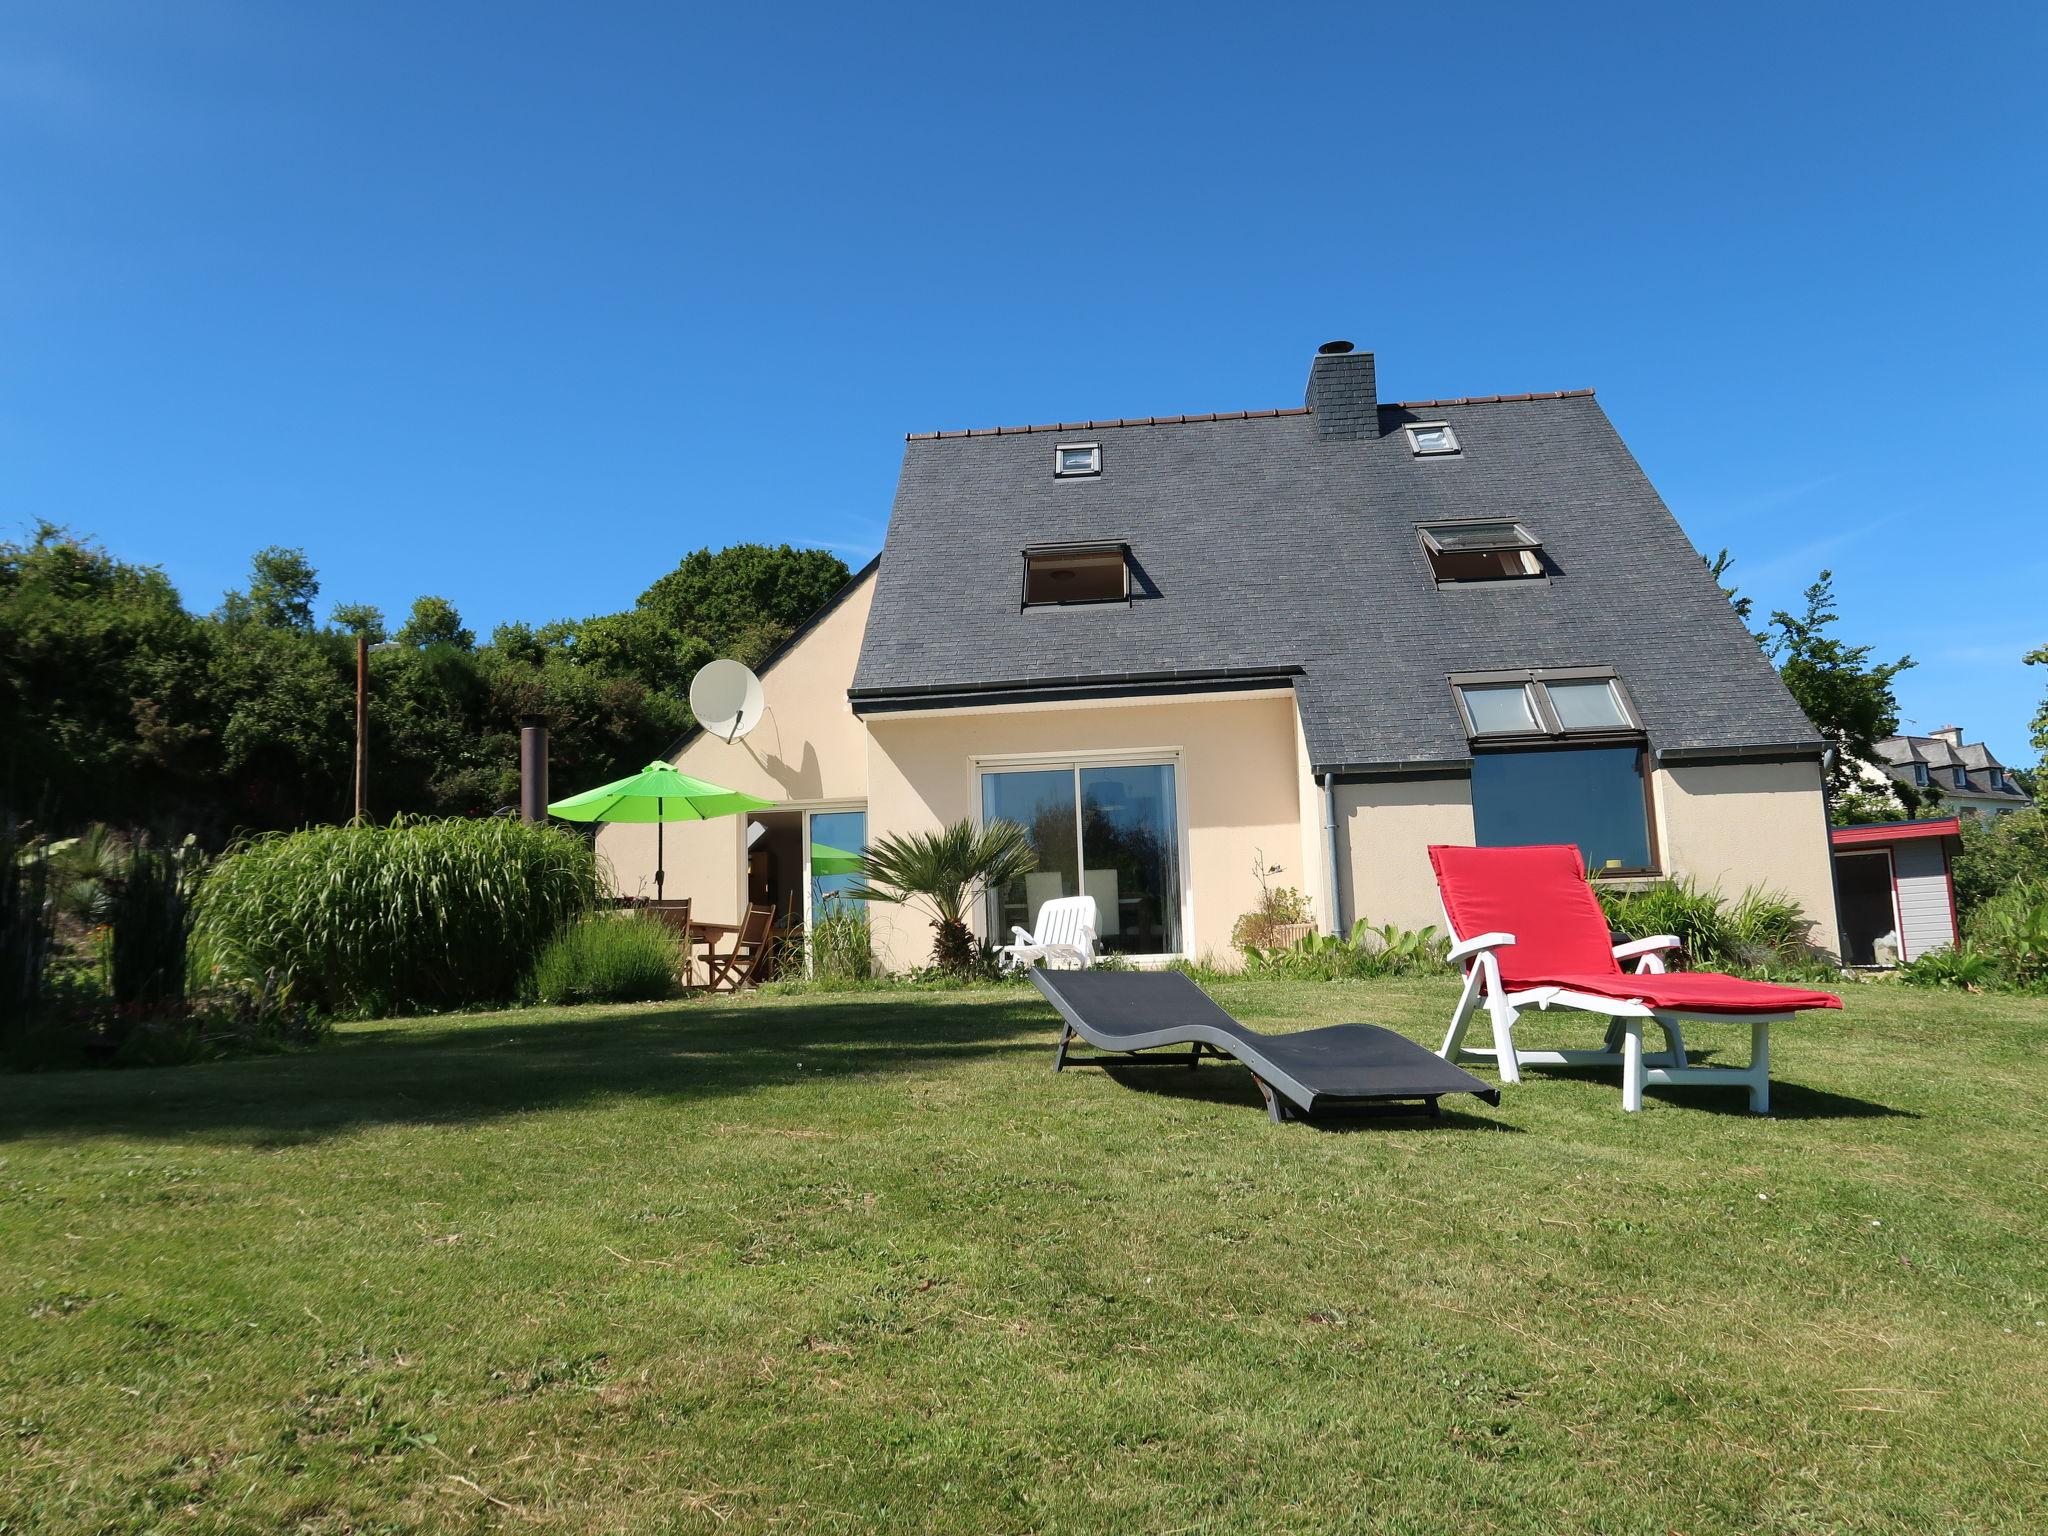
1054 443 1101 478
1406 422 1460 455
1419 520 1544 583
1022 544 1128 606
1451 670 1640 740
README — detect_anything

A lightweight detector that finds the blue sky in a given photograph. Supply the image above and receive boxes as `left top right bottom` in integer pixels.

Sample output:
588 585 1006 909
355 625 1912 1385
3 3 2042 761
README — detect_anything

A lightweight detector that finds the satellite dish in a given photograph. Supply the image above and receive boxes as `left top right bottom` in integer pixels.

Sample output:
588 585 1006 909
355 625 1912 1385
689 659 766 744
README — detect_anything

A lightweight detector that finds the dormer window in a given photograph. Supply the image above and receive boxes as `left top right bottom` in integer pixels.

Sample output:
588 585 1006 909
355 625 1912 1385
1990 767 2006 790
1419 520 1544 583
1054 443 1101 478
1023 543 1129 606
1911 762 1930 787
1952 767 1968 790
1406 422 1460 456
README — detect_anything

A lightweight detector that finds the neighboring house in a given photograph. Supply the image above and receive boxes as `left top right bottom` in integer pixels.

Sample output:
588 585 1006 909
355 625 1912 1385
1865 727 2030 819
600 341 1842 969
1830 817 1962 966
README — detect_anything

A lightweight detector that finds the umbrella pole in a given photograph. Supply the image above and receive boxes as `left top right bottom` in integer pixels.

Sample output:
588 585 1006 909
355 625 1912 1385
656 798 665 902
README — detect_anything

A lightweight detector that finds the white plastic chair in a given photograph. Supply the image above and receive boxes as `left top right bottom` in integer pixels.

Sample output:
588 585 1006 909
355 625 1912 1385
998 895 1100 972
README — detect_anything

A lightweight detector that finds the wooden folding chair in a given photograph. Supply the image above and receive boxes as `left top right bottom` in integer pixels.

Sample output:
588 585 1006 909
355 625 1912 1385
703 904 775 993
643 899 694 984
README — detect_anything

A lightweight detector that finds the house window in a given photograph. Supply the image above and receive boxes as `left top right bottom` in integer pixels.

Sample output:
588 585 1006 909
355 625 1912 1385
980 759 1181 955
1419 520 1543 583
1471 746 1654 874
1952 767 1968 790
1456 668 1653 873
1989 767 2006 790
1406 422 1460 456
1022 544 1129 606
1911 763 1929 788
1451 670 1641 741
1054 443 1101 478
806 809 867 916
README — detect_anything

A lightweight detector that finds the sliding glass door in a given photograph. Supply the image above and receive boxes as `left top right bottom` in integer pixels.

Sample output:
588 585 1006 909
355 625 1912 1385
980 760 1181 955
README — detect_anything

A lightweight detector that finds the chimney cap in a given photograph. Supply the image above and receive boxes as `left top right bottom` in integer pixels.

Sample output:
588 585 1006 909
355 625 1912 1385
1317 339 1355 355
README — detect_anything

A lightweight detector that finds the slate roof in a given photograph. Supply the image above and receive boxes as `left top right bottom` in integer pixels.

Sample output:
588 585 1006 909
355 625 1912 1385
1876 733 2030 804
851 361 1822 773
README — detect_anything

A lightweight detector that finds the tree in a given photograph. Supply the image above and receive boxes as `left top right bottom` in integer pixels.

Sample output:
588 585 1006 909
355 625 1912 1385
0 525 216 826
395 595 474 650
1763 572 1928 812
219 546 319 631
330 603 388 642
846 819 1038 974
2027 644 2048 794
1705 548 1757 630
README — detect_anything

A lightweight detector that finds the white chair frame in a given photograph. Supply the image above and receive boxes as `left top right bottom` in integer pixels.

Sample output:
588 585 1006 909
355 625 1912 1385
1437 925 1784 1114
997 895 1100 973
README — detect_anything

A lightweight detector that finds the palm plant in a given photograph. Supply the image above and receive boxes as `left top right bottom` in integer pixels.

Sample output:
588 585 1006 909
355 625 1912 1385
845 819 1037 974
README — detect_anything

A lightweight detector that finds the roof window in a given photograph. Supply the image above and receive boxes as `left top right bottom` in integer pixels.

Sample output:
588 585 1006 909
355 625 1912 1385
1952 767 1968 790
1406 422 1460 456
1990 767 2007 790
1054 443 1101 478
1911 762 1930 787
1023 544 1129 607
1452 669 1640 741
1420 520 1544 583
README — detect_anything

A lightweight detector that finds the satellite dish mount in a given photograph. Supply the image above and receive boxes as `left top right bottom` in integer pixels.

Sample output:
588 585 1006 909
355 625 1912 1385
689 659 767 745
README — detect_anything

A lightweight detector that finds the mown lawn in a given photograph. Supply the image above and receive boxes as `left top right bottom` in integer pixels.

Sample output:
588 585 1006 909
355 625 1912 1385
3 976 2044 1534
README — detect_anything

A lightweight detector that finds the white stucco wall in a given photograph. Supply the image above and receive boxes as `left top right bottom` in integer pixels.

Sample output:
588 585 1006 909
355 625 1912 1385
861 692 1306 972
597 570 875 923
1649 757 1840 958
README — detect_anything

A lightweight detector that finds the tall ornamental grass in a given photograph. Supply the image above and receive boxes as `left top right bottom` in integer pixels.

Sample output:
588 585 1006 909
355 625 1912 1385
527 913 681 1005
194 816 597 1017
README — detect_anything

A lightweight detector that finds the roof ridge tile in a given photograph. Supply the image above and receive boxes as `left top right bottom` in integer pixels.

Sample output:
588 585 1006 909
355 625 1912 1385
905 389 1594 440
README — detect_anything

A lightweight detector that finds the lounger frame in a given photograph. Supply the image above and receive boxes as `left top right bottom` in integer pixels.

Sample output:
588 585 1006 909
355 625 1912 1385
1033 970 1500 1123
1438 927 1784 1113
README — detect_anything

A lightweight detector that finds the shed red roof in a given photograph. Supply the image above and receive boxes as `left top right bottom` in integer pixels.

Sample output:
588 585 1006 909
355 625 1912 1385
1830 817 1962 847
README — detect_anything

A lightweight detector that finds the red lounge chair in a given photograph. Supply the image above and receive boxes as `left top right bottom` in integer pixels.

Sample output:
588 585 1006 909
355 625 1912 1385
1428 845 1841 1113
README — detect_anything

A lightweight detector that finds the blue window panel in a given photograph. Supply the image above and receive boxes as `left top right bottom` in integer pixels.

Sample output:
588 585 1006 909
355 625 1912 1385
1471 747 1652 873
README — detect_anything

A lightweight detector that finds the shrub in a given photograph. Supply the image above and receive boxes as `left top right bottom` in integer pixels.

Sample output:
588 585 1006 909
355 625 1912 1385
527 913 680 1005
109 838 198 1015
1964 882 2048 991
1230 850 1314 953
194 816 597 1017
1596 879 1817 974
2 818 54 1039
1951 808 2047 919
1897 943 1997 991
1245 919 1448 979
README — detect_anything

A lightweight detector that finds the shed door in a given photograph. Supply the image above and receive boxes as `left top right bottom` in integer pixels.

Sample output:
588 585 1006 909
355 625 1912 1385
1835 849 1898 966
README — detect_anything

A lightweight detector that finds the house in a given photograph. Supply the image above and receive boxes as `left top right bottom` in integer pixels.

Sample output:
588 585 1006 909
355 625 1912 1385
599 341 1843 969
1830 818 1962 966
1866 727 2030 819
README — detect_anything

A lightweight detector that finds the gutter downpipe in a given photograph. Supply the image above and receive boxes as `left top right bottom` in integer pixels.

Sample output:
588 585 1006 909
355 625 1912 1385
1321 772 1344 936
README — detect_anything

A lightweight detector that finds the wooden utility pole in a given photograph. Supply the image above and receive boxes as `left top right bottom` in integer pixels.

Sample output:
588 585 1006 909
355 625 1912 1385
353 633 369 822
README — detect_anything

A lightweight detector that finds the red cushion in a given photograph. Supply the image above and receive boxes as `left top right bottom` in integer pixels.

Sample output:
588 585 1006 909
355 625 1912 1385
1428 844 1620 988
1516 970 1842 1014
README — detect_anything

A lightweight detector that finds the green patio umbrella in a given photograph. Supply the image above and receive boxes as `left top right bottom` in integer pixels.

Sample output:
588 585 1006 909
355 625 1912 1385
806 840 862 877
549 761 777 902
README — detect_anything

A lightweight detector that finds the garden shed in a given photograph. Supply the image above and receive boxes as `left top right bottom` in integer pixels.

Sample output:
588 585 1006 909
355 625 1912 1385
1830 817 1962 967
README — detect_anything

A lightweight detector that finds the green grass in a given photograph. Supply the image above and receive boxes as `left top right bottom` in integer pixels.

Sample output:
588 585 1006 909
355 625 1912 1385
4 977 2044 1534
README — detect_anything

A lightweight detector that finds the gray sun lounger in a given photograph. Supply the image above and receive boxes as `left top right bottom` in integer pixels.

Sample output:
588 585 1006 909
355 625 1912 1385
1031 970 1501 1123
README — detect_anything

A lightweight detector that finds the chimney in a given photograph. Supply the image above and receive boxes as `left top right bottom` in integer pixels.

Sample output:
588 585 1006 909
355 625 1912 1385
1931 725 1963 748
519 716 549 823
1304 339 1377 440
